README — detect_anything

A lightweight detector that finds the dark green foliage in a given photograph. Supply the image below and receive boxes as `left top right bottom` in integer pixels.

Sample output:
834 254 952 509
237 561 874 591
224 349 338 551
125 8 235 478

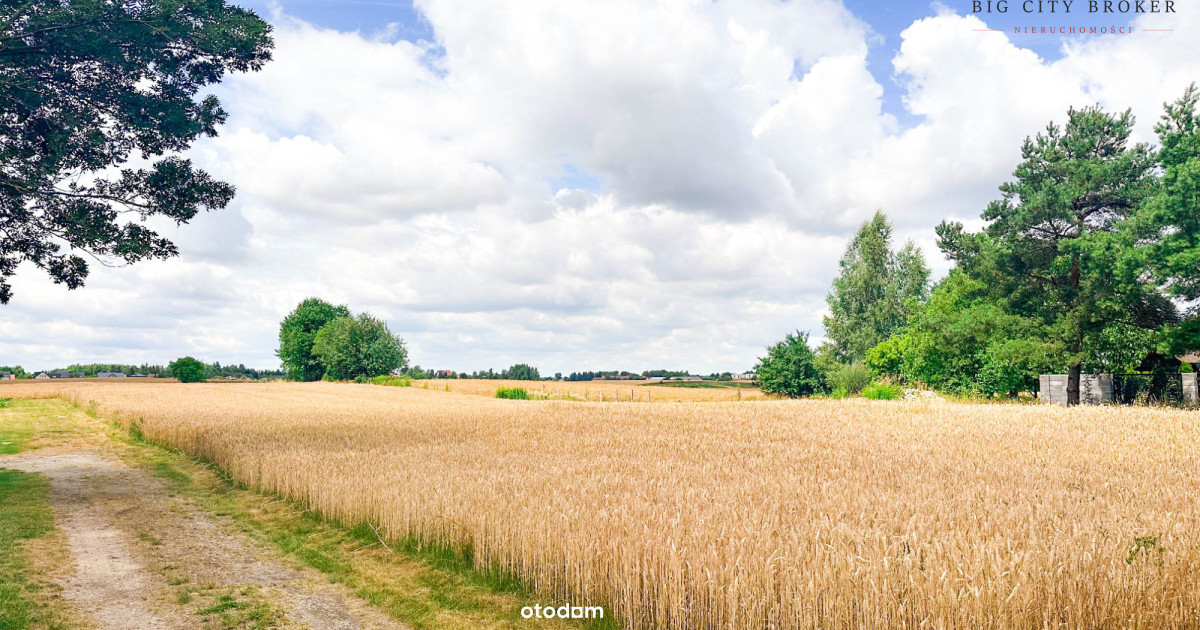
937 103 1175 403
864 270 1062 397
168 356 207 383
37 362 280 379
755 331 826 398
824 211 930 362
500 363 540 380
1134 86 1200 358
1137 85 1200 304
311 314 408 381
495 387 529 400
278 298 351 381
1081 323 1157 374
57 363 165 377
0 0 272 303
641 370 691 379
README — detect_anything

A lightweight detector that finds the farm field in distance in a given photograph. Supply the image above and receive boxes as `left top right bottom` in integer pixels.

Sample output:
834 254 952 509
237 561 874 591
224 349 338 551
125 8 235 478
3 380 1200 629
420 378 766 402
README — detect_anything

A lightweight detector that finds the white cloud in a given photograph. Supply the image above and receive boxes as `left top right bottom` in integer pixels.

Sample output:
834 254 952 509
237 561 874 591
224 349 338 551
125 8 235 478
4 2 1200 373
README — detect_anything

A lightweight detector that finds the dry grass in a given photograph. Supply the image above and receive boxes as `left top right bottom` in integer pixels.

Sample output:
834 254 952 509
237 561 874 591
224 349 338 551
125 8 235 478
5 380 1200 629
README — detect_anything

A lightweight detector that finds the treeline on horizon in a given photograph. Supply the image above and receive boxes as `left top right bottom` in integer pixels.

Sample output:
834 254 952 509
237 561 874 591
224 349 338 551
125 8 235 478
0 363 284 380
396 367 740 381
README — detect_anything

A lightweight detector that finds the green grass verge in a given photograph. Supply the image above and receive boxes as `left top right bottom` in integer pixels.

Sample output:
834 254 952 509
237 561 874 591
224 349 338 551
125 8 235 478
0 469 55 630
0 399 93 456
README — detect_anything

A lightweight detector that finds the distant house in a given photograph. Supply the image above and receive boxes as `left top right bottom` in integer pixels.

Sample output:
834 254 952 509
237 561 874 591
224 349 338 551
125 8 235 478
35 372 50 379
49 372 73 379
1 372 14 381
97 372 126 378
733 372 756 381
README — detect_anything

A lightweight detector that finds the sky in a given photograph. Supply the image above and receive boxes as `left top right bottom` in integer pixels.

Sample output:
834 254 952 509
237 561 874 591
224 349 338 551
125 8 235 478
1 0 1196 374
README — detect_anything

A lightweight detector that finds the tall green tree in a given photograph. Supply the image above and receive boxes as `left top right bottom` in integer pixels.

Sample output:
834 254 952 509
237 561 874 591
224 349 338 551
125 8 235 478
0 0 272 303
824 211 929 362
1141 85 1200 303
168 356 207 383
1135 86 1200 356
278 298 351 381
937 105 1174 404
311 314 408 381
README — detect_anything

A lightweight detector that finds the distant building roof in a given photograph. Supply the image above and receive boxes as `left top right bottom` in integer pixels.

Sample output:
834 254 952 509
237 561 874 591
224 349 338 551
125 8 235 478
1180 353 1200 364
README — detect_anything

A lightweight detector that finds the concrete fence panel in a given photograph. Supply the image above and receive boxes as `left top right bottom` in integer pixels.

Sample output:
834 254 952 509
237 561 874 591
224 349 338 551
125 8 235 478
1040 374 1113 405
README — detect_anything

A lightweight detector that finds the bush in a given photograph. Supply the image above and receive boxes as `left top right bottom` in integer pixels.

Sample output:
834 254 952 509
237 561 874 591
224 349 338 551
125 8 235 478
826 362 872 395
370 375 412 387
861 382 902 400
496 387 529 400
755 331 826 398
168 357 207 383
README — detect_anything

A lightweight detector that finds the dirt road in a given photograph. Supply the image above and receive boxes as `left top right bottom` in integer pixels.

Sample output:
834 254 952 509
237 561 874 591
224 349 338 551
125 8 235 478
2 450 405 630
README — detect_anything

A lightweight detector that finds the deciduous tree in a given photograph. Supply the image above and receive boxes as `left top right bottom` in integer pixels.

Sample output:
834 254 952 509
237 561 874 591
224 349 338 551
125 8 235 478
756 331 825 398
168 356 207 383
824 211 929 362
311 313 408 381
0 0 272 302
278 298 350 381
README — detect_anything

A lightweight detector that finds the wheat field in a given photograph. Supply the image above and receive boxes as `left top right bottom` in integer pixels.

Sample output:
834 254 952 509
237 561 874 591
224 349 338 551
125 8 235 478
421 378 766 402
4 380 1199 629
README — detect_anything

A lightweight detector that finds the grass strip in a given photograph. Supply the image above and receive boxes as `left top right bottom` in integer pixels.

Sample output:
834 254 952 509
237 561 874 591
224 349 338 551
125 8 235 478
0 469 55 630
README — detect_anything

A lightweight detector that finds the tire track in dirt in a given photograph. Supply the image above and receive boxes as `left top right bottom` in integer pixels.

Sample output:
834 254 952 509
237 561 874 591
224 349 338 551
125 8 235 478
5 452 171 629
2 450 405 630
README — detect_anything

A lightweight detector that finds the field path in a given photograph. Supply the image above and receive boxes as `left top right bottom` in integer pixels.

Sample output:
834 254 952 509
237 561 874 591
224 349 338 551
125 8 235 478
2 449 406 630
5 452 172 629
